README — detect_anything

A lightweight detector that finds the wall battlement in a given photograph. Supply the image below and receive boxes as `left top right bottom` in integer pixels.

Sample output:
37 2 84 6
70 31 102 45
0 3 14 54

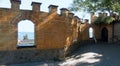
0 0 117 64
0 0 92 64
8 0 79 19
0 0 87 64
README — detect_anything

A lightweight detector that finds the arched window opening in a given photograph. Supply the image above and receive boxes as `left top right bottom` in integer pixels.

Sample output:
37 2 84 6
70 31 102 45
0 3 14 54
17 20 35 47
89 27 94 38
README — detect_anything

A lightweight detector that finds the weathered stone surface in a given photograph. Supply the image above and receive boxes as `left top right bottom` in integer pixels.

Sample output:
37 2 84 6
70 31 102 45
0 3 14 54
0 48 64 64
90 12 115 42
0 0 80 64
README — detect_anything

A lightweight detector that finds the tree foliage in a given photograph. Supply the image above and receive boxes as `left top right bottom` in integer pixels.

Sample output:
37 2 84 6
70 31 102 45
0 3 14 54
69 0 120 14
94 16 115 24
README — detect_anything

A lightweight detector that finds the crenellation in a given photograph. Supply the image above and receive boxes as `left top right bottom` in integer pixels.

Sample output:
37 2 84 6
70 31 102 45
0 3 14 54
60 8 69 17
71 16 79 27
10 0 21 10
0 1 82 64
84 19 89 23
91 12 97 23
77 18 81 29
103 13 108 17
98 12 103 17
31 2 42 12
74 16 79 22
10 0 21 3
68 13 74 18
48 5 58 14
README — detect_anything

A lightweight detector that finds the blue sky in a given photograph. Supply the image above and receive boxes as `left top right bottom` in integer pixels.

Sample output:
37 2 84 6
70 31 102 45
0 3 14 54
0 0 73 12
0 0 90 32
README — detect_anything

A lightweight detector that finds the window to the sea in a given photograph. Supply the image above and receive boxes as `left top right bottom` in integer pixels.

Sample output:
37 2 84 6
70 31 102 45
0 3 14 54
17 20 35 48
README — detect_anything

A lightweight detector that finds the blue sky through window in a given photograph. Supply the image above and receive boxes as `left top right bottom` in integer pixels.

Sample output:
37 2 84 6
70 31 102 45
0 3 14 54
18 20 34 32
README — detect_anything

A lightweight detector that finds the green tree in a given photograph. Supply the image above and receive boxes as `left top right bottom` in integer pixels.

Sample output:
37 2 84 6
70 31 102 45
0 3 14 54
69 0 120 14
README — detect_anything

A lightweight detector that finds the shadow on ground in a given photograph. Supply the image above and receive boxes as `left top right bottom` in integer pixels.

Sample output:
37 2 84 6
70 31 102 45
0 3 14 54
3 42 120 66
61 42 120 66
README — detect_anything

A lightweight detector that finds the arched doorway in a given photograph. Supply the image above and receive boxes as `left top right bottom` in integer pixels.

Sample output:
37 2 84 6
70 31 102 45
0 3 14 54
101 27 108 42
17 20 35 47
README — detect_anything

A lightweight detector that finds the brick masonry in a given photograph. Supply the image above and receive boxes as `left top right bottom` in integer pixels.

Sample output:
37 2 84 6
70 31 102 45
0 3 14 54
0 0 117 64
0 0 87 64
91 12 115 42
0 48 64 64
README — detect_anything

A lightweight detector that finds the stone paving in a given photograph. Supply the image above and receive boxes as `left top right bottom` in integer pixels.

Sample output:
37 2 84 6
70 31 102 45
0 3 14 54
2 42 120 66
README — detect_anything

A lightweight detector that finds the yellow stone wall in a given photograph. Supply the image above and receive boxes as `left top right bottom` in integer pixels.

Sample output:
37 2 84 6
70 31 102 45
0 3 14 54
91 12 113 42
78 23 89 41
0 1 78 51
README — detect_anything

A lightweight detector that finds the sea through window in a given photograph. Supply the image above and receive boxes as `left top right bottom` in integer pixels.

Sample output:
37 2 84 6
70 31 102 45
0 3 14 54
17 20 35 48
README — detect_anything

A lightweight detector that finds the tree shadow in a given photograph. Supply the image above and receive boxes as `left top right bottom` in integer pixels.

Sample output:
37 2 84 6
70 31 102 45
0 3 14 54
60 43 120 66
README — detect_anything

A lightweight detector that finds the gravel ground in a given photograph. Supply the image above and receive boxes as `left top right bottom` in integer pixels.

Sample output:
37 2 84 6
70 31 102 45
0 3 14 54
2 42 120 66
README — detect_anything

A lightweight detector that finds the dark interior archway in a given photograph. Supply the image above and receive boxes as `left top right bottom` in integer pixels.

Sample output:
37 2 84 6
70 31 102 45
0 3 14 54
101 27 108 42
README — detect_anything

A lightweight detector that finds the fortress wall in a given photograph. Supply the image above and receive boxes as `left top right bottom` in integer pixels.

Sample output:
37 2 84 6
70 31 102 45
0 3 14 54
0 48 64 64
91 12 113 42
0 0 79 64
